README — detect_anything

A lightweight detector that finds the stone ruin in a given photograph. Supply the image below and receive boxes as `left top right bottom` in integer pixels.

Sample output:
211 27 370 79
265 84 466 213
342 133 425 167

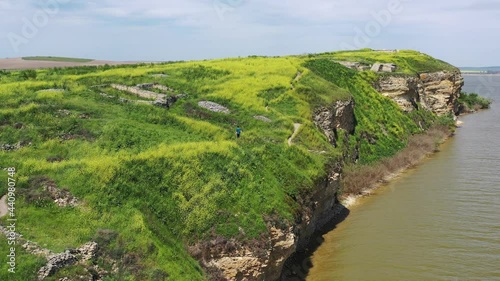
371 63 397 73
110 84 185 109
335 61 396 73
337 61 371 71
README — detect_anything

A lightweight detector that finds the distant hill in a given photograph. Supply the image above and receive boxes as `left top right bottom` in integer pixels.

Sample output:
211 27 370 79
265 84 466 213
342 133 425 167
459 66 500 74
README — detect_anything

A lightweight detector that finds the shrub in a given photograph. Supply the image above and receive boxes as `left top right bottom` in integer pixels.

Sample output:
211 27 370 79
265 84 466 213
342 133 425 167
20 69 37 80
341 125 450 196
458 92 492 112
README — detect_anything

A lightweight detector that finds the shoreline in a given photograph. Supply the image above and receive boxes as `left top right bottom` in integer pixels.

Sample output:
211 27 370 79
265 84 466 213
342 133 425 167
341 154 438 208
338 109 487 209
339 125 454 209
277 128 452 280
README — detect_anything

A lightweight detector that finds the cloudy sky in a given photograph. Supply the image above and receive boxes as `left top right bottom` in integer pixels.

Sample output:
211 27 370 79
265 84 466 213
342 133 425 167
0 0 498 66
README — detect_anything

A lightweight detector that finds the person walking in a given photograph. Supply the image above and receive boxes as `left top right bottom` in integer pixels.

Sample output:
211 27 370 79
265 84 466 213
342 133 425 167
236 126 242 138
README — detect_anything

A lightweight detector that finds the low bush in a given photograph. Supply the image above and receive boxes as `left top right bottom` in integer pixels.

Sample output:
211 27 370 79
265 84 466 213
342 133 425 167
458 92 492 112
341 125 450 196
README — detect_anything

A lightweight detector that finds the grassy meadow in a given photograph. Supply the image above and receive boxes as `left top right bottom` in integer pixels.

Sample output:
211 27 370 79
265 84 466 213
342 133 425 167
0 50 457 280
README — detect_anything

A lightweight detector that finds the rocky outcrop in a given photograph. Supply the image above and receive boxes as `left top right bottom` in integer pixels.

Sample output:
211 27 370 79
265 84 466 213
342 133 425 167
313 98 356 146
198 169 347 281
28 176 79 208
376 76 420 112
38 251 78 280
200 227 296 280
419 72 464 115
37 242 99 280
196 68 461 281
0 224 101 280
376 71 464 115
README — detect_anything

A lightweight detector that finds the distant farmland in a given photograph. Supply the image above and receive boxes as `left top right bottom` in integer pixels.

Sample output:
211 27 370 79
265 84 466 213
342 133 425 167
460 66 500 74
22 56 94 63
0 57 141 70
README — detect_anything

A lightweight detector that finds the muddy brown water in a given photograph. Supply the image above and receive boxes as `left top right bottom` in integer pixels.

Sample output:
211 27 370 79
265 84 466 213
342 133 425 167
305 75 500 281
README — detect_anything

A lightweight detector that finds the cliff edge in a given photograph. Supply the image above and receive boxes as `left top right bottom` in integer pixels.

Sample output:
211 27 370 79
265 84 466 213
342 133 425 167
0 49 464 281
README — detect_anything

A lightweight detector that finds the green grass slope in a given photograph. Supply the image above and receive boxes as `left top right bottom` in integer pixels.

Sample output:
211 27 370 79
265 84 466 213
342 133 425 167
0 51 456 280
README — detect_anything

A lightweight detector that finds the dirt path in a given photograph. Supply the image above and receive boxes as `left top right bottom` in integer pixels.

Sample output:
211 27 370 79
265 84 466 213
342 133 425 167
293 71 303 82
288 123 302 146
0 195 8 217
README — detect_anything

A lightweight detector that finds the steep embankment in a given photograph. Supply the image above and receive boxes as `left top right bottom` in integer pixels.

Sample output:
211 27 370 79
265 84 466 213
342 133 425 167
0 50 462 280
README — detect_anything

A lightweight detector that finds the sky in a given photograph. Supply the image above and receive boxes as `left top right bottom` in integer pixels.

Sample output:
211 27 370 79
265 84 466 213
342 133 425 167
0 0 499 66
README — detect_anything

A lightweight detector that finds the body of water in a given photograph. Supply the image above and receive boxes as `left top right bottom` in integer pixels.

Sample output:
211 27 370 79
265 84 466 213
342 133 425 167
306 75 500 281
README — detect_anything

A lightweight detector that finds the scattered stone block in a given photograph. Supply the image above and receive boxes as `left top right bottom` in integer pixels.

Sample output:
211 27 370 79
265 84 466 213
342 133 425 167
254 116 272 122
198 101 230 114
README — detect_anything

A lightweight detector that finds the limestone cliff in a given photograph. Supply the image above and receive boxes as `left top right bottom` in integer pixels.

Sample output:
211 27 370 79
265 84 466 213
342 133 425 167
313 98 356 147
196 171 346 281
198 101 354 281
193 59 463 281
375 71 464 115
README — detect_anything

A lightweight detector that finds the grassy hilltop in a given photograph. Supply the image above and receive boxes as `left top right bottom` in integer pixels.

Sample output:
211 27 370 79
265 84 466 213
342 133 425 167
0 49 456 280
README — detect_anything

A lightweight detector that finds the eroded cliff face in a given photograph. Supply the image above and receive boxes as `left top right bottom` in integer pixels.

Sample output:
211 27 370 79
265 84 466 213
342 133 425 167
376 71 464 115
195 173 343 281
197 101 353 281
313 98 356 147
198 71 462 280
197 226 296 281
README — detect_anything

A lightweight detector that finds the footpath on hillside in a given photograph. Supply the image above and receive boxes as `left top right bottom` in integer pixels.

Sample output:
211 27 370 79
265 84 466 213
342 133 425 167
0 195 7 217
288 123 302 146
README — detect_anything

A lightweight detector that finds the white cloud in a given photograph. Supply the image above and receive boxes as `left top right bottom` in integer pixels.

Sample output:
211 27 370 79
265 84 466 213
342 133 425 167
0 0 499 65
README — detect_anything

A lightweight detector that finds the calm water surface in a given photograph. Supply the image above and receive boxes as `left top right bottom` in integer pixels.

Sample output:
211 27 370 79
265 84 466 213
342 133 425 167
307 75 500 281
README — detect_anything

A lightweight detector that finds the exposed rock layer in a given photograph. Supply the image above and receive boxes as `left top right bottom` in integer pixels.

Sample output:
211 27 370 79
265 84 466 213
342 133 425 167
198 172 345 281
198 70 463 281
313 98 356 147
376 71 464 115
